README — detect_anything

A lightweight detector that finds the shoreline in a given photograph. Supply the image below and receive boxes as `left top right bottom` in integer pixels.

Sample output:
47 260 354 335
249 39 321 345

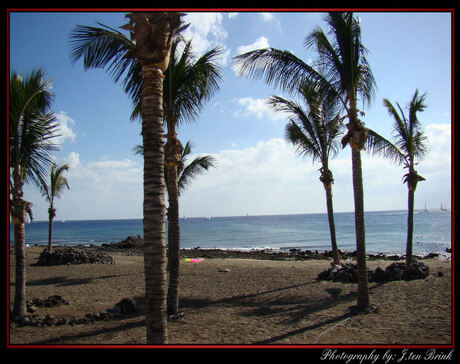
20 242 451 261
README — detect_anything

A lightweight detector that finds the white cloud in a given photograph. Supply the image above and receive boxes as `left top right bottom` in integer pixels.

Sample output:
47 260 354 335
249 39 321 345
227 12 239 19
182 12 229 65
180 130 452 217
422 123 451 170
53 111 76 145
63 152 142 192
236 36 270 55
261 13 275 22
180 138 329 217
233 97 286 121
260 13 281 32
64 151 82 170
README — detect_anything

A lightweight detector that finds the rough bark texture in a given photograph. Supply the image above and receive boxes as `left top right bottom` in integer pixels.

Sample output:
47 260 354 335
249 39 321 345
351 148 370 312
141 64 168 344
406 188 415 266
11 197 27 319
48 206 56 252
324 183 340 265
166 162 180 315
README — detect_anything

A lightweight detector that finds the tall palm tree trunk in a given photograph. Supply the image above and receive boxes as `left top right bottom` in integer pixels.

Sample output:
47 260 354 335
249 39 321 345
351 148 370 312
48 206 56 252
166 162 180 315
141 63 168 344
11 195 27 319
406 188 415 265
324 184 340 265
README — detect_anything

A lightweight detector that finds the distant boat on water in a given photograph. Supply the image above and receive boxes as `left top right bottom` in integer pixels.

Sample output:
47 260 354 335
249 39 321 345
440 203 448 211
205 216 211 220
424 203 429 212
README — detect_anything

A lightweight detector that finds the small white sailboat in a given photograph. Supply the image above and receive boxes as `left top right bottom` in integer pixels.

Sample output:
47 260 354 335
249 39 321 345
424 203 429 212
441 203 448 211
205 216 211 220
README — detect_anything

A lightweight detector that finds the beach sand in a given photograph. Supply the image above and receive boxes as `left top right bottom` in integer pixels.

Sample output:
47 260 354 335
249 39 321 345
9 246 452 346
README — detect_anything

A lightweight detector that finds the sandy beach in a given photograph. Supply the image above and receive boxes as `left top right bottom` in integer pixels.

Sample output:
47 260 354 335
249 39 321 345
8 246 452 346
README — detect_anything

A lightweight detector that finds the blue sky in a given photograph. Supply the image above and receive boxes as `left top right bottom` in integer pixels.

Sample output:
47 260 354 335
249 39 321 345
9 10 452 220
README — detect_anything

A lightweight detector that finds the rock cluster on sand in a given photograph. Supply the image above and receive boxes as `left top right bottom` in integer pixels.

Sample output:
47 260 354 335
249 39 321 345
108 297 138 314
11 297 138 327
100 235 144 251
27 295 69 313
317 261 430 283
34 247 115 266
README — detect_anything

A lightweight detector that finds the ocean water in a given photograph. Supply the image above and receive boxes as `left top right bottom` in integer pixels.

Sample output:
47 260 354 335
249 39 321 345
9 209 452 257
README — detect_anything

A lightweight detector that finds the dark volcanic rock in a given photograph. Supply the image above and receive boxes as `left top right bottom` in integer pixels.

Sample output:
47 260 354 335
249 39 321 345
317 261 431 283
110 298 138 314
100 236 144 251
34 247 114 266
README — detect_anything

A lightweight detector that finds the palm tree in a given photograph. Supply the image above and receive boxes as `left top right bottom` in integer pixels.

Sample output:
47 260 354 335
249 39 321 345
373 90 428 265
268 83 344 265
70 24 222 317
121 11 189 344
41 163 70 253
161 39 221 316
9 68 59 319
233 12 376 312
71 11 189 343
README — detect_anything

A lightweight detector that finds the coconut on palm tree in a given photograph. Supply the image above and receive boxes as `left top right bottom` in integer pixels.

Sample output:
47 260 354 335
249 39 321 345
41 163 70 253
268 83 344 265
9 68 59 319
233 12 376 312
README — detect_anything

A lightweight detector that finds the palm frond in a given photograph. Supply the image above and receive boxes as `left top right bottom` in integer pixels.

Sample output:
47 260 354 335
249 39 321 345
10 69 59 191
164 38 223 127
69 23 141 105
304 12 376 109
285 120 322 163
232 48 341 107
365 129 406 166
382 90 429 165
51 164 70 199
178 155 217 195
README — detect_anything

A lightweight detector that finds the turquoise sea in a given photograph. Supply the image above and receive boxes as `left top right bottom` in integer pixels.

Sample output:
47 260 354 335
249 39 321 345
9 209 452 257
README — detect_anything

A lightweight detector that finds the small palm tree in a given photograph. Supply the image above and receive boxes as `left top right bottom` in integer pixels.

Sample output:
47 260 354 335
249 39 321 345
41 163 70 253
9 68 59 319
161 39 221 316
268 83 344 265
370 90 428 265
233 12 376 312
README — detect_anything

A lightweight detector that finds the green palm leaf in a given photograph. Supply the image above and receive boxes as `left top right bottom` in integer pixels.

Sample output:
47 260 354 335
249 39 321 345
9 68 59 190
69 23 141 108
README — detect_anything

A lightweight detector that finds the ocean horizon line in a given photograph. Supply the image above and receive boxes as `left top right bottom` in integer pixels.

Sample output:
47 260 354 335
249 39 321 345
12 208 445 224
